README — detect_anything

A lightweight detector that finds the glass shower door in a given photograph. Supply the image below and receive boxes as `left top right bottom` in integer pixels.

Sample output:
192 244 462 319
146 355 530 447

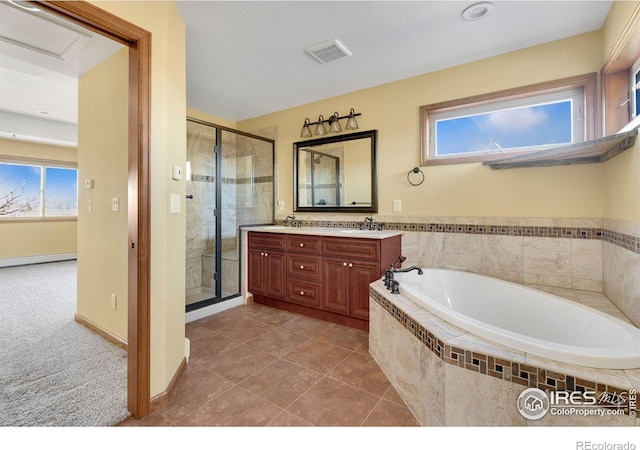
186 118 274 312
219 129 274 298
185 120 217 306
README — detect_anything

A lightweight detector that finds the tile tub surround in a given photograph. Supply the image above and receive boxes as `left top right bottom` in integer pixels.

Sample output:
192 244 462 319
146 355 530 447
369 282 639 427
275 215 640 325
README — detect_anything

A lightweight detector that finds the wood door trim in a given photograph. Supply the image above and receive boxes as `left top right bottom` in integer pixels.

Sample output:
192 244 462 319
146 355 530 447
37 1 151 419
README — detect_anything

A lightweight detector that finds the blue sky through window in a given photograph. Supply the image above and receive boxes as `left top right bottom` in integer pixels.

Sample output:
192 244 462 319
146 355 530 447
45 167 78 216
0 163 78 217
0 163 41 216
436 101 573 156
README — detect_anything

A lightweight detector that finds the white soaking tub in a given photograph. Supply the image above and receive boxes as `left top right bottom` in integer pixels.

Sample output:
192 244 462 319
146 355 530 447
391 269 640 369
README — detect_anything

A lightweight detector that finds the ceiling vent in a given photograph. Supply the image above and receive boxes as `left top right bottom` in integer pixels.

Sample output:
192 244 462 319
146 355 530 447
305 39 352 64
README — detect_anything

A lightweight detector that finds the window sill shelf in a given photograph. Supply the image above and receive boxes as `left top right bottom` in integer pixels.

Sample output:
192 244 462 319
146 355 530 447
482 128 638 170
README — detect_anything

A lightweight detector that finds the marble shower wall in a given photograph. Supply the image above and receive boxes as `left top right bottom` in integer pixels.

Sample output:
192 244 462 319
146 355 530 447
185 124 275 295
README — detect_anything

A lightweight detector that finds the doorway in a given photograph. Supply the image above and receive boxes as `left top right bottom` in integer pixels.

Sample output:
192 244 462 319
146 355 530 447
37 1 151 419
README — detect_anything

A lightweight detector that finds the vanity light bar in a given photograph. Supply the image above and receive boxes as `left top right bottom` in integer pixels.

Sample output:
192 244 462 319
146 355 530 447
300 108 361 137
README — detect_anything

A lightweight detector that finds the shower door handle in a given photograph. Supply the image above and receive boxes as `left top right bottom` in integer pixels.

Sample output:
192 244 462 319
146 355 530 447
186 195 194 199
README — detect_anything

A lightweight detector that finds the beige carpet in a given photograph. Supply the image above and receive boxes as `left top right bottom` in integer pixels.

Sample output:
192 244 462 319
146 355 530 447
0 261 129 426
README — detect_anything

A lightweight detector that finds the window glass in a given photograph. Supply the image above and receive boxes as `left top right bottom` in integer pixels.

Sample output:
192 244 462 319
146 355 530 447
44 167 78 217
0 163 42 217
0 162 77 218
436 100 573 156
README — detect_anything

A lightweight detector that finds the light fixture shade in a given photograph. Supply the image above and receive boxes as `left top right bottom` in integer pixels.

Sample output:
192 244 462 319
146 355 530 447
315 115 327 135
329 112 342 133
300 118 312 137
345 108 359 130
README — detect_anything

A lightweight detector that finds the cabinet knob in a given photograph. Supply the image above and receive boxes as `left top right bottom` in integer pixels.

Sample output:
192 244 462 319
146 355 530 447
300 265 304 270
260 252 264 256
300 291 305 296
264 252 268 257
348 262 353 268
299 243 304 247
343 262 347 266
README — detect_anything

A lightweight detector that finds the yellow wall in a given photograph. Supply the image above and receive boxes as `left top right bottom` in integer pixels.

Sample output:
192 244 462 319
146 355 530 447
90 1 187 397
602 1 640 223
187 107 237 129
77 47 129 340
0 139 77 259
239 32 605 219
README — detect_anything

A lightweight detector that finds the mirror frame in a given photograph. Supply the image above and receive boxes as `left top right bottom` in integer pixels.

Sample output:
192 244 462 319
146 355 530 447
294 129 378 213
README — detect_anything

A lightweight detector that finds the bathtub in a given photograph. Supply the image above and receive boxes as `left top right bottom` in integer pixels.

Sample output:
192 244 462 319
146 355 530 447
391 269 640 370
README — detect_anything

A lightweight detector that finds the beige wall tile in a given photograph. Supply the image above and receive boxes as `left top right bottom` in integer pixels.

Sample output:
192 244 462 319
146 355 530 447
444 364 526 426
572 239 603 284
482 235 523 273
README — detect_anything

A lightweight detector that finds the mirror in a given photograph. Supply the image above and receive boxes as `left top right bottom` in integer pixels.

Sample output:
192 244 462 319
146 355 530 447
294 130 377 213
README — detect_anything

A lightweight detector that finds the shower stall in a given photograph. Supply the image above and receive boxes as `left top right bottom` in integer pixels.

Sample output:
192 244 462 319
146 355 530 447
185 117 274 311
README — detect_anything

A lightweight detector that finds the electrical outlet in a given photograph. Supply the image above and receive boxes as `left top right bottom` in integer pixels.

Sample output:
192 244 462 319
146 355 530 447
111 294 117 309
393 199 401 211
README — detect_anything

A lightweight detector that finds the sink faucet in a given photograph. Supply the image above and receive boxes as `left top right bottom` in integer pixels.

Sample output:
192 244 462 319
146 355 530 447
362 214 375 230
285 215 300 227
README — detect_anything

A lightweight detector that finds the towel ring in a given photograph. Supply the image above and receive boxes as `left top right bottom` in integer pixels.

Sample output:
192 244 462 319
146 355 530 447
407 167 425 186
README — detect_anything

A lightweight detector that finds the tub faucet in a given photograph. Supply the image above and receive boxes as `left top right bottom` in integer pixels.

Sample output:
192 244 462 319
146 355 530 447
394 265 424 275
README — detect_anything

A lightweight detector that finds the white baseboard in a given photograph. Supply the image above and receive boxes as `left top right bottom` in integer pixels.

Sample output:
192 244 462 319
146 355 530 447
185 295 244 323
0 252 77 268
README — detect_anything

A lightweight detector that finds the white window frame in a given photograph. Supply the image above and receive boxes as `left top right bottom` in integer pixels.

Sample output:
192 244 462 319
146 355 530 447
420 73 596 166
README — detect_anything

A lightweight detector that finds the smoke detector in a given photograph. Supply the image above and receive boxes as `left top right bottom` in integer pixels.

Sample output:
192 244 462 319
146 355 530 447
305 39 352 64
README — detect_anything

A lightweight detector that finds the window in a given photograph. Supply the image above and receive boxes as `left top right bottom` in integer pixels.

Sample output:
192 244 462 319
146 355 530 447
0 161 78 218
631 59 640 120
420 73 596 165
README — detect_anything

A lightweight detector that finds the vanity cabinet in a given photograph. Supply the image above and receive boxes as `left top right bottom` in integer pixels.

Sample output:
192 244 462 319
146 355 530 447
248 233 286 300
247 230 401 330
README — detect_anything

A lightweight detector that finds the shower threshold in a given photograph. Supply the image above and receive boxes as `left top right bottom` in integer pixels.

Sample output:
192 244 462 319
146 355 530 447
186 286 235 305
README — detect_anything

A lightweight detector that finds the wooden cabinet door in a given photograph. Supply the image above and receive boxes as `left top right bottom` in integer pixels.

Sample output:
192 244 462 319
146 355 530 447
321 258 349 315
349 261 379 320
266 251 285 299
248 248 266 295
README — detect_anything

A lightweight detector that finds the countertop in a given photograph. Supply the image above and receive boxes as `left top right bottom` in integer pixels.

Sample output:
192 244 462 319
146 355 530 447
243 225 404 240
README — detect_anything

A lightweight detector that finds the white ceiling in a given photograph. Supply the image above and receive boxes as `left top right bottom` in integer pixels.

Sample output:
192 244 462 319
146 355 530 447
0 0 613 144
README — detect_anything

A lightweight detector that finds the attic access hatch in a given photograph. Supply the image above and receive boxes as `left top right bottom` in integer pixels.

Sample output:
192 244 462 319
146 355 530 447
483 129 638 170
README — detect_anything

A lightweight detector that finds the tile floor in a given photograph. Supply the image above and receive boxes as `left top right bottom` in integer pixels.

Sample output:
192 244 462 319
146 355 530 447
119 303 418 427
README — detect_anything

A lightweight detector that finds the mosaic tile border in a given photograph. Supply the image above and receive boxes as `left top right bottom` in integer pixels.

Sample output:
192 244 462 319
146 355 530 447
370 287 637 414
274 219 639 255
191 174 273 184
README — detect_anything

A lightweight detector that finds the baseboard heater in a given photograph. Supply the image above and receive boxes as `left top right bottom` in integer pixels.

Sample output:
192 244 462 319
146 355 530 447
0 252 77 268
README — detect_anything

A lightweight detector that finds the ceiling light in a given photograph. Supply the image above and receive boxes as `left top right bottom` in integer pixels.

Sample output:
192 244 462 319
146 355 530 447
461 2 494 21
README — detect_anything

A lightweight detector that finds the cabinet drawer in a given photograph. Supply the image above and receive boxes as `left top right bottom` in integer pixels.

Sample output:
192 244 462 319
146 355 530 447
248 232 285 250
321 237 379 261
287 280 322 308
285 235 321 254
286 254 322 281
